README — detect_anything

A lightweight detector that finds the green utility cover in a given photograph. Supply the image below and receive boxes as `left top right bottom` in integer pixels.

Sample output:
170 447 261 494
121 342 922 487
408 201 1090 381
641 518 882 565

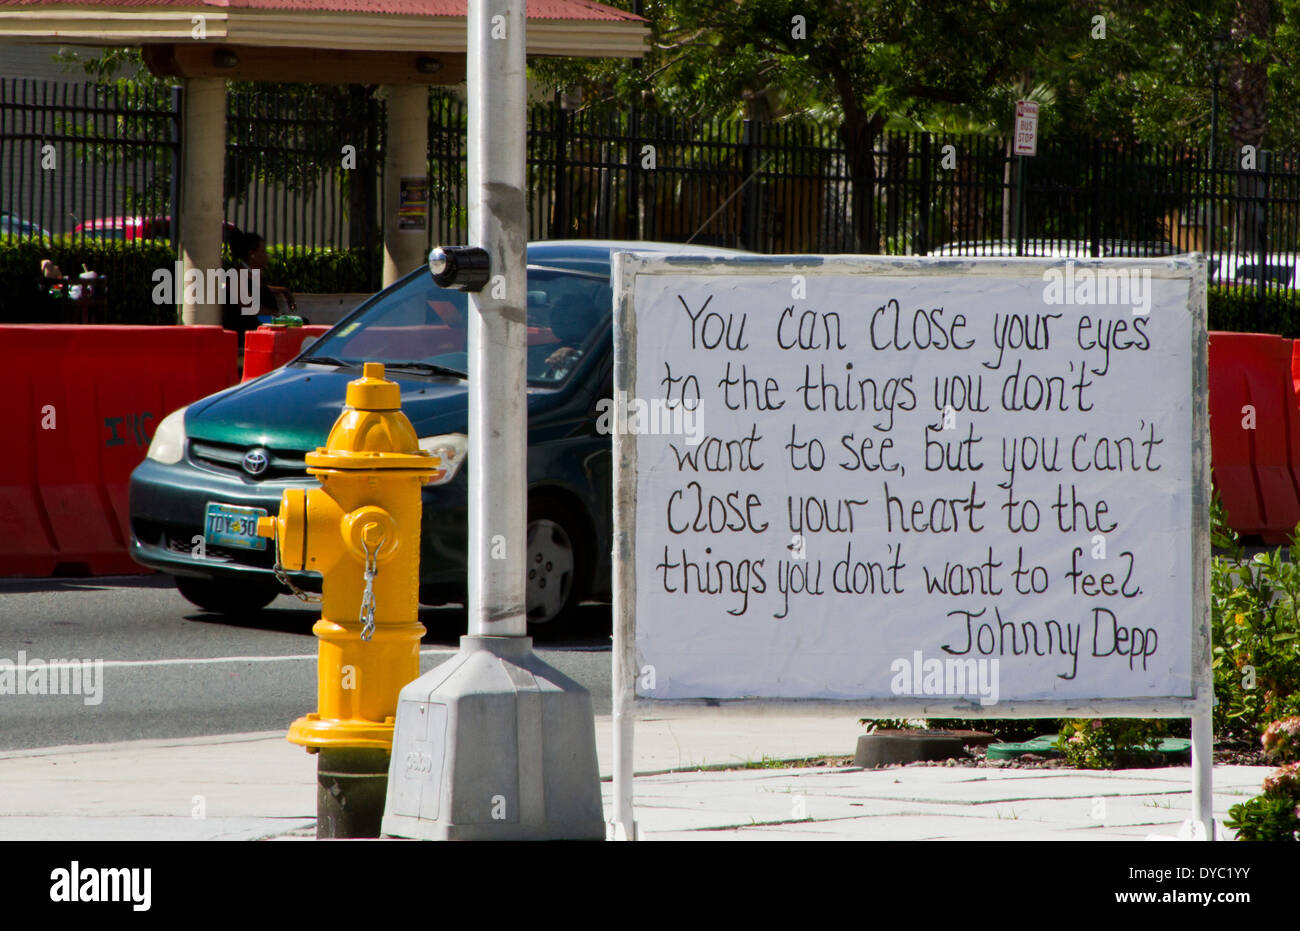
986 735 1192 761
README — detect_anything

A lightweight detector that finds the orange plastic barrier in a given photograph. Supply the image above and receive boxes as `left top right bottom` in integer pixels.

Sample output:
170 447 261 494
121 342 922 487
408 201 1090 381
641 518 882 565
1208 332 1300 542
241 324 332 382
2 325 237 577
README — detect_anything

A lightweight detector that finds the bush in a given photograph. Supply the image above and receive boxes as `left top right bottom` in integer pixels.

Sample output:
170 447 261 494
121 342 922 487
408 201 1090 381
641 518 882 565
263 245 374 294
0 236 177 325
0 237 376 325
1206 285 1300 337
1210 504 1300 744
1225 761 1300 841
1055 718 1170 769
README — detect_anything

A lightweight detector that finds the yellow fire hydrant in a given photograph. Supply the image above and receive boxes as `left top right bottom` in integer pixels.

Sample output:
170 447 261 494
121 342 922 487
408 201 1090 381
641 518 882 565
257 362 441 837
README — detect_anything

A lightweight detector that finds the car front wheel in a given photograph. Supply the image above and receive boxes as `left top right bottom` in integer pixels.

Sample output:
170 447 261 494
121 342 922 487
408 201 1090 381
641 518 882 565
524 498 589 637
174 575 281 615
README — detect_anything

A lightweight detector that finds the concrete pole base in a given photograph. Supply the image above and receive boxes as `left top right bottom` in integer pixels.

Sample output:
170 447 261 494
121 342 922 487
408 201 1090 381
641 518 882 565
382 635 604 840
316 748 391 839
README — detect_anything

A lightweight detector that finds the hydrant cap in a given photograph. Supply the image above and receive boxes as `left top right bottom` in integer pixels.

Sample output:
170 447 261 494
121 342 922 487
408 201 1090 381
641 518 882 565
305 361 442 474
346 362 401 412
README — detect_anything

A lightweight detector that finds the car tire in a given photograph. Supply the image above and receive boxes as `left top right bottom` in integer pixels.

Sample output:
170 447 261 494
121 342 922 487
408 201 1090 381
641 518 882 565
525 497 590 639
175 575 281 615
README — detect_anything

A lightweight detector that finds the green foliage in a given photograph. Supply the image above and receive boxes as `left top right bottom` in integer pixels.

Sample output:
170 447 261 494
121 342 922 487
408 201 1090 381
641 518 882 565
1225 761 1300 841
1210 509 1300 743
530 1 1300 152
859 718 914 732
859 717 1062 743
1055 718 1170 769
922 718 1061 743
1206 284 1300 338
0 236 177 325
262 246 374 295
0 237 376 325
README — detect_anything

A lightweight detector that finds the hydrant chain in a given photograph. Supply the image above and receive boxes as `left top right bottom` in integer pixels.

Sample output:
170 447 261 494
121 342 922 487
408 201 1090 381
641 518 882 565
359 536 381 641
273 556 321 603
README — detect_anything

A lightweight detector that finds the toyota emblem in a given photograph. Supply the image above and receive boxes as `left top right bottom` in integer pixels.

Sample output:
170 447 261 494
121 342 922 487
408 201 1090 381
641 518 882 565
242 448 270 476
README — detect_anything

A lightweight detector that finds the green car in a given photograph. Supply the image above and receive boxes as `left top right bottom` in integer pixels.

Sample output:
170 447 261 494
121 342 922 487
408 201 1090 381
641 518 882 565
130 240 721 633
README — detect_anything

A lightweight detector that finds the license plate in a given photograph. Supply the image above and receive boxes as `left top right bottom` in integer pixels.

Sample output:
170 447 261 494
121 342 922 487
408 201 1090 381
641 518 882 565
204 503 268 550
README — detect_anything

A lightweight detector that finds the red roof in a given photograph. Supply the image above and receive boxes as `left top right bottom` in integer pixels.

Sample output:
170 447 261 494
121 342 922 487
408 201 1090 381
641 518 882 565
0 0 644 19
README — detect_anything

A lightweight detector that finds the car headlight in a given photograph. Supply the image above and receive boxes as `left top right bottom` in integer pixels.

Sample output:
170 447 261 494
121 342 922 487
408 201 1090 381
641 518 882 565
146 405 189 464
418 433 468 485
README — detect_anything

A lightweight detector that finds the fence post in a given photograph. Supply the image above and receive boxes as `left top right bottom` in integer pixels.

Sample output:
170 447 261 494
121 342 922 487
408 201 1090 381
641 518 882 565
917 132 931 256
1205 141 1216 264
552 104 570 238
1257 149 1271 318
1088 139 1101 257
740 118 761 251
367 95 382 292
169 85 183 260
627 105 641 241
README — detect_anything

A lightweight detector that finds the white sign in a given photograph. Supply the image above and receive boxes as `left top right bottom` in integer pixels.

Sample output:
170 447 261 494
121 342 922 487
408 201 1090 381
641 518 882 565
613 255 1208 711
1015 100 1039 156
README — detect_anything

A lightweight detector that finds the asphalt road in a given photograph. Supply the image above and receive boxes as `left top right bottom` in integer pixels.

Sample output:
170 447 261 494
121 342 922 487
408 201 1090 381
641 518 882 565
0 575 612 751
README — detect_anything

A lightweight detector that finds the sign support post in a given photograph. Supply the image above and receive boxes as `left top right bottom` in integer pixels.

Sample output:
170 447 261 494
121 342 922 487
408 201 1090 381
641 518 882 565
1014 100 1038 256
381 0 603 841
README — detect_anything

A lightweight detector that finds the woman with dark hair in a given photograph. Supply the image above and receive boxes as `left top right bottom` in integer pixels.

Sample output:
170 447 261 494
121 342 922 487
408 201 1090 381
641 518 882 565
222 231 301 337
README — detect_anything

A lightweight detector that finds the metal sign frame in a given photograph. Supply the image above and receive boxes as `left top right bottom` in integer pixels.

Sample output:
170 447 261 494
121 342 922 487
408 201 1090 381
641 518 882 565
610 252 1212 841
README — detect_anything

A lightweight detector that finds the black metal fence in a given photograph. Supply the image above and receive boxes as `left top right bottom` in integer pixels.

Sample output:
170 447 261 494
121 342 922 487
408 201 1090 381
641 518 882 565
4 77 1300 308
0 78 179 239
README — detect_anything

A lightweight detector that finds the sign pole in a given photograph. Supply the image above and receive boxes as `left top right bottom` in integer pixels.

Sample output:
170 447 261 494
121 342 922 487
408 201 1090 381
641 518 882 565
1015 155 1025 256
611 255 638 841
1191 708 1215 839
380 0 603 841
1013 99 1038 256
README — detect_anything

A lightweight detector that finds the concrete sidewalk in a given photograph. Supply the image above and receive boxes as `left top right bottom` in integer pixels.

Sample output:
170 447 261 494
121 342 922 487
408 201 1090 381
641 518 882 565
0 714 1270 841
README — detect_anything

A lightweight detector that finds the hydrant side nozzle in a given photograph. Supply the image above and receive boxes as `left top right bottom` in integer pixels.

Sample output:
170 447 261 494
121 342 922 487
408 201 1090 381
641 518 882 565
256 516 276 539
341 505 401 562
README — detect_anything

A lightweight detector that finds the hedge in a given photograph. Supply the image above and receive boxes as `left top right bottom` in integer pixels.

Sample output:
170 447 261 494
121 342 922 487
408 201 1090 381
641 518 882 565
0 236 376 325
3 237 1298 331
1205 285 1300 337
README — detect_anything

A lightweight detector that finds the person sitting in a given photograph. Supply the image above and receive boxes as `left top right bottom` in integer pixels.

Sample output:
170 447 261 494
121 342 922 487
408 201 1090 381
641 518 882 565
222 231 304 339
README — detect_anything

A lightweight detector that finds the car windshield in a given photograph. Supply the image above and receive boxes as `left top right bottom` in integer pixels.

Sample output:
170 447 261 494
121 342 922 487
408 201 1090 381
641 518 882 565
304 266 612 386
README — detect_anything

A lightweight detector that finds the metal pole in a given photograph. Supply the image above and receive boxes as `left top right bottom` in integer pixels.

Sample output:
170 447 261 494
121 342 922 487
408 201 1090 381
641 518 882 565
1014 154 1025 256
611 279 637 838
1190 709 1215 839
467 0 528 639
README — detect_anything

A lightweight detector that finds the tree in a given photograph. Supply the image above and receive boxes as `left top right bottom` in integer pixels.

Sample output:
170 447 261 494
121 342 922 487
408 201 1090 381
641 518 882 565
534 0 1300 253
535 1 1172 251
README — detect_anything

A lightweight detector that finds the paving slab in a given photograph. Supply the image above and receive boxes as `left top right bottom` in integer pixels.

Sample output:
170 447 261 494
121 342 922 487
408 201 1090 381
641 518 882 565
0 816 314 842
600 761 1269 841
0 713 1276 841
0 732 315 820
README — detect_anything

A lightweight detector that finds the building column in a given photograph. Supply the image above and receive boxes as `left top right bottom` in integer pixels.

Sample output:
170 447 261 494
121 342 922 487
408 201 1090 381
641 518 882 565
178 77 227 326
381 85 429 287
